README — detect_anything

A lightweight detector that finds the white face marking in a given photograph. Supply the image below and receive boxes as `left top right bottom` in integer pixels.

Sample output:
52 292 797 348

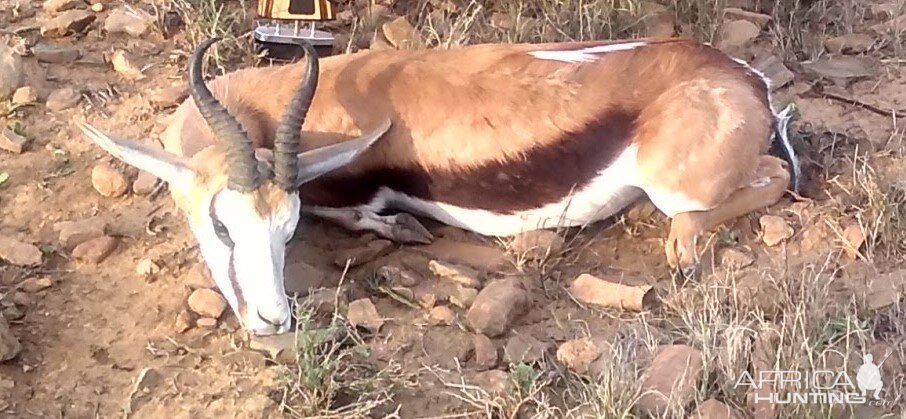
189 187 301 336
529 41 647 63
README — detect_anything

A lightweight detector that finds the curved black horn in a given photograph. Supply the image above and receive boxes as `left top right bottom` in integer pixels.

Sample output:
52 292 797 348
189 37 260 191
273 40 320 190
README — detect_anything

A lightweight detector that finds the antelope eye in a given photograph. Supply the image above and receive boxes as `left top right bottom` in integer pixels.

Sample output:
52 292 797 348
212 218 234 248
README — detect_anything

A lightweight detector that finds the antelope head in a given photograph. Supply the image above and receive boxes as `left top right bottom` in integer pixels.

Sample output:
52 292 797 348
79 38 391 335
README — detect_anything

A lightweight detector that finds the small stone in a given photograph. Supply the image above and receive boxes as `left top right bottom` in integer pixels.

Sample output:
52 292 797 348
637 344 705 417
570 273 655 311
104 7 153 37
174 310 194 333
718 20 760 50
347 298 383 332
842 224 866 260
642 11 676 37
423 327 473 368
284 261 328 295
509 230 565 261
57 218 106 250
249 334 296 364
11 86 37 105
187 288 227 318
0 45 24 100
375 265 420 287
46 87 81 111
689 399 741 419
556 338 602 374
136 258 160 277
32 44 81 63
722 8 771 29
90 2 104 12
719 248 755 269
427 306 456 326
449 285 478 309
752 55 794 91
627 200 658 222
0 236 42 266
802 56 878 79
185 265 213 290
418 292 437 309
91 163 129 198
428 260 481 288
19 277 52 293
504 334 547 364
759 215 794 246
41 10 96 38
825 33 875 54
472 370 510 394
307 287 347 316
147 85 187 109
132 171 159 196
0 317 22 362
333 239 393 267
196 317 217 329
466 278 529 337
44 0 83 13
111 50 145 80
0 128 29 154
472 333 497 370
71 236 118 263
382 16 422 49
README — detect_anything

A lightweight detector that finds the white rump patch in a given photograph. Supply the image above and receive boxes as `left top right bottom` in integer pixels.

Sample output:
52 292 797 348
529 41 647 63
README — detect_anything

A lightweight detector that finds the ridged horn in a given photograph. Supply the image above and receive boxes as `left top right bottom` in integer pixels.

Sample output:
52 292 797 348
189 37 260 192
273 40 320 190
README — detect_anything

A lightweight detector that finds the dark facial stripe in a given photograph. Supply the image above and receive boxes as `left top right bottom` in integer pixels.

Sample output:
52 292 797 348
299 108 639 213
208 191 247 317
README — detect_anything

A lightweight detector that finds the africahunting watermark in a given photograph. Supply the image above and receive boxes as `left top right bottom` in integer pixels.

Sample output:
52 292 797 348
734 353 894 406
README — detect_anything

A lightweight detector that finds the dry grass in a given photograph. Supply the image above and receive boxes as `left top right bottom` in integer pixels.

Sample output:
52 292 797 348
167 0 253 72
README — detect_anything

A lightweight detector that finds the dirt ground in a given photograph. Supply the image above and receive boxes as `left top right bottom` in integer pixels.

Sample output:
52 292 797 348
1 0 905 418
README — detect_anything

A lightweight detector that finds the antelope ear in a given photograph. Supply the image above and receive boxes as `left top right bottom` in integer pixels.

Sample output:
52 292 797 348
295 119 392 186
79 123 195 188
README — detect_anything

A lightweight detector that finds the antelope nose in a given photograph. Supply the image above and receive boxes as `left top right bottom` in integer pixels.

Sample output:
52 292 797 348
257 310 286 327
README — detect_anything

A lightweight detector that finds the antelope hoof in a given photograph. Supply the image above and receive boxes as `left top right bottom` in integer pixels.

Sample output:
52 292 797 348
389 213 434 244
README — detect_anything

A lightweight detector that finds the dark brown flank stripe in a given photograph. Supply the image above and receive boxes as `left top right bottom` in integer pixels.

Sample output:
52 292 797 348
209 192 247 316
299 108 639 213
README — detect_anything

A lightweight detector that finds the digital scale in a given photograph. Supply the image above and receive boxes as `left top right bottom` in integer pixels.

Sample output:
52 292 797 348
253 0 338 60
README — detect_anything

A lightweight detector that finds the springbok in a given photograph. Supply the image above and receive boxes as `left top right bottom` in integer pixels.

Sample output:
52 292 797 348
80 36 798 335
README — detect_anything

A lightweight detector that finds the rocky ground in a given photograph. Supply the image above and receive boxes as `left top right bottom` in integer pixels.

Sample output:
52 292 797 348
0 0 905 418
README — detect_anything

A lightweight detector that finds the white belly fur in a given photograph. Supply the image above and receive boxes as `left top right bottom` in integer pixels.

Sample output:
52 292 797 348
375 145 645 237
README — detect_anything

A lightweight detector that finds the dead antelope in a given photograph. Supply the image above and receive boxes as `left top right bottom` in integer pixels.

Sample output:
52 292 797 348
80 36 798 335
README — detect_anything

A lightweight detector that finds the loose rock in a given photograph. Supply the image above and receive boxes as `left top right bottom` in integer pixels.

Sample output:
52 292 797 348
641 11 676 37
556 338 602 374
41 10 96 38
689 399 741 419
249 333 296 364
111 50 145 80
449 285 478 309
0 236 42 266
718 20 760 50
722 8 771 29
842 224 866 260
46 87 81 111
187 288 227 318
44 0 83 13
91 163 129 198
802 56 878 79
472 370 510 395
509 230 565 261
466 278 528 337
0 128 29 154
472 333 497 370
57 218 106 250
429 260 481 288
19 277 52 293
186 264 215 289
637 345 705 417
753 55 794 91
423 327 473 368
333 239 393 267
382 16 422 49
147 85 187 109
104 7 153 37
136 258 160 277
174 310 194 333
720 248 755 269
0 317 21 362
504 334 547 364
570 273 655 311
32 44 81 63
196 317 217 329
284 261 329 295
825 33 875 54
11 86 37 105
71 236 118 263
375 264 420 287
0 45 24 100
427 306 456 326
347 298 383 332
759 215 793 246
132 171 159 195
